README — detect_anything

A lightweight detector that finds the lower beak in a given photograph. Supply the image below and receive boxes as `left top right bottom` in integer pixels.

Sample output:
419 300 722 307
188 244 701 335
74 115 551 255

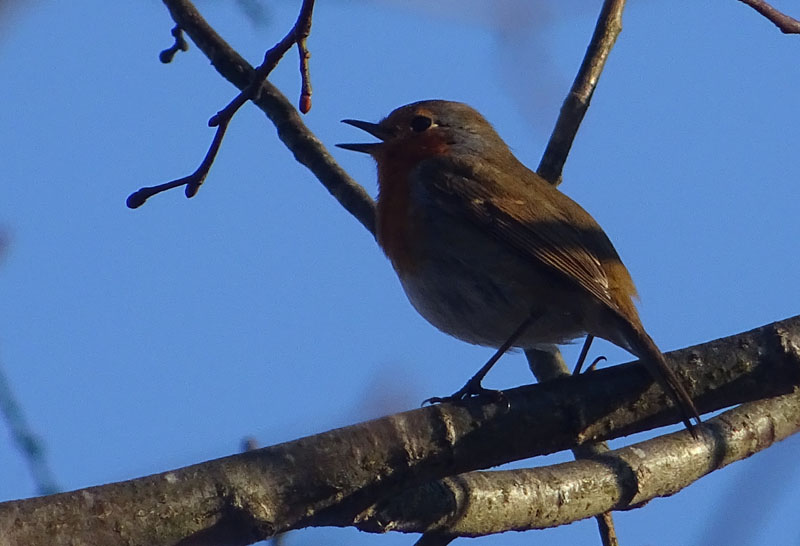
336 119 391 154
336 142 379 153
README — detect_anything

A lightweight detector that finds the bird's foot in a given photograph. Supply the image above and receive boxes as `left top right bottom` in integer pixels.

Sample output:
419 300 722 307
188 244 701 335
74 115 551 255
584 355 607 373
423 378 505 405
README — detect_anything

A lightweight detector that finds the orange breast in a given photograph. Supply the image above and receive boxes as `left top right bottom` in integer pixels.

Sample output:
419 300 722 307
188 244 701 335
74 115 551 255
376 157 417 275
375 134 449 275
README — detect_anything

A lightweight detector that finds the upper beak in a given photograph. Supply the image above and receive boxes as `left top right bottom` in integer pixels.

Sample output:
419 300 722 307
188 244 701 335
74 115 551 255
336 119 391 153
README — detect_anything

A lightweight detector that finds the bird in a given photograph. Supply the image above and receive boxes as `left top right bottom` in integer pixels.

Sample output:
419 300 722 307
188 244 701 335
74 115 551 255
337 99 700 433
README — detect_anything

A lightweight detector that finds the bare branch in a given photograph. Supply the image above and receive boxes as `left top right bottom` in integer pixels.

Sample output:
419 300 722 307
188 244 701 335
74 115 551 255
738 0 800 34
537 0 626 185
137 0 377 234
158 25 189 64
1 316 798 545
360 389 800 537
128 0 319 206
595 513 619 546
126 117 228 207
0 361 60 496
295 2 314 113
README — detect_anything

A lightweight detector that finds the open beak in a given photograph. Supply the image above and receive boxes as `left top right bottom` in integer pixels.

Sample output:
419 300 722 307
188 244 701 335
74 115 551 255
336 119 391 153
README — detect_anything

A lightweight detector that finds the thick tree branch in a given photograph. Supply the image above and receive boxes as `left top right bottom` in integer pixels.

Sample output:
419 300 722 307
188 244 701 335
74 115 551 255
358 389 800 536
1 316 799 545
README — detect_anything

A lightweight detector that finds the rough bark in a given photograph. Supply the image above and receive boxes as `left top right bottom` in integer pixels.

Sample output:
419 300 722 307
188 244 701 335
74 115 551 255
1 316 798 546
359 389 800 536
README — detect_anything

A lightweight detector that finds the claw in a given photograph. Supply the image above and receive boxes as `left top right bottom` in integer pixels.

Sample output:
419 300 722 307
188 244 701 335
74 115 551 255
422 379 506 406
586 355 607 373
421 395 445 406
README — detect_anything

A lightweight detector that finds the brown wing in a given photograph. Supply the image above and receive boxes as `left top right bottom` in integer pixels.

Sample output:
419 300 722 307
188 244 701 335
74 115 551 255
415 155 638 318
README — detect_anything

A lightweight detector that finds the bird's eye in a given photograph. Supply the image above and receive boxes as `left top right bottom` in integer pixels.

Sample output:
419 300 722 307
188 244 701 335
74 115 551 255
410 115 433 132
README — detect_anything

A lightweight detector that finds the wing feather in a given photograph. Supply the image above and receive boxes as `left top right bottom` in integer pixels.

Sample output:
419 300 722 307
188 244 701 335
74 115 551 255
415 155 633 315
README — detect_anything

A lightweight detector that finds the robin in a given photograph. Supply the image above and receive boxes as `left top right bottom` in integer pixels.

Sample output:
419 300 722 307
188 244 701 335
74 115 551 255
338 99 700 433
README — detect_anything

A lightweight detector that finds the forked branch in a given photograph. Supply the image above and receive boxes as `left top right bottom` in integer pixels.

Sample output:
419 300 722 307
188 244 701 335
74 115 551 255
127 0 317 208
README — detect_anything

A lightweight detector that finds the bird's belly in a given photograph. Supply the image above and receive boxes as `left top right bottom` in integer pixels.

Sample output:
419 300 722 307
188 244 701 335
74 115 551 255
397 257 586 349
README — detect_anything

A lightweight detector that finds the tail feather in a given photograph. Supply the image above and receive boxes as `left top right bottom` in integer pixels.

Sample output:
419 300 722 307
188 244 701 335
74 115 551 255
623 327 701 435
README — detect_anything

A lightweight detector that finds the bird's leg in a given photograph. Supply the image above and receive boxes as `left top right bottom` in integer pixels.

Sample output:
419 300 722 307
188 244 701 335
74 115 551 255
572 334 595 374
425 312 539 404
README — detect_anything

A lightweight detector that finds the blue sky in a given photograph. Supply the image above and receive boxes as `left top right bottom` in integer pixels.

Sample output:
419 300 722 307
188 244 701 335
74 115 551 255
2 1 799 545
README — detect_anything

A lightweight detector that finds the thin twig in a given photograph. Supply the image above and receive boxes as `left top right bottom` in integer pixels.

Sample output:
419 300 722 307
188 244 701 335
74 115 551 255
738 0 800 34
595 512 619 546
296 4 314 113
153 0 376 234
159 25 189 63
537 0 625 186
207 0 315 129
0 363 60 495
0 235 59 496
128 0 317 207
126 117 228 207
